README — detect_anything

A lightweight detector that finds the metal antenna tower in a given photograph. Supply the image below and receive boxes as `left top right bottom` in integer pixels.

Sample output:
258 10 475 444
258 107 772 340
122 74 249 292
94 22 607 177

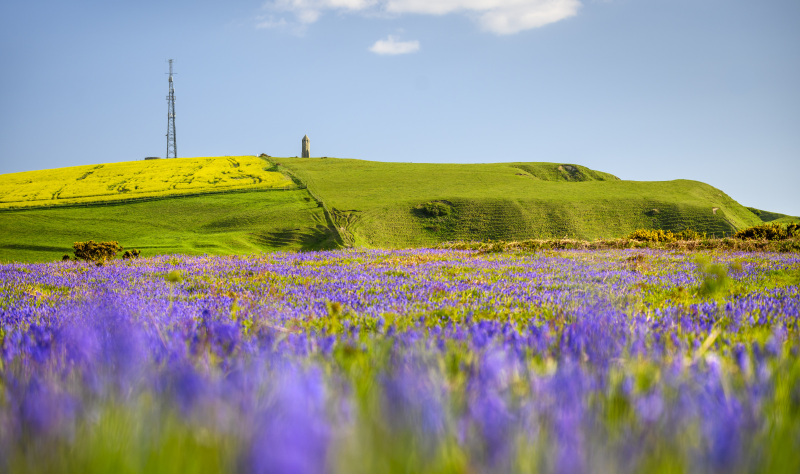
166 59 177 158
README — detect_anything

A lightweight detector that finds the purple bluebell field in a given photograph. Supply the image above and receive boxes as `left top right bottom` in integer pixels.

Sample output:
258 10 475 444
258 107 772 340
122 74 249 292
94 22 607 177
1 249 799 473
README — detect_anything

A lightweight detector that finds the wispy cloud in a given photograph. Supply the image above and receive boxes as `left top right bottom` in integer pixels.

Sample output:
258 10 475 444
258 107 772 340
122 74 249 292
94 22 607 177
369 35 420 55
260 0 581 35
255 15 289 29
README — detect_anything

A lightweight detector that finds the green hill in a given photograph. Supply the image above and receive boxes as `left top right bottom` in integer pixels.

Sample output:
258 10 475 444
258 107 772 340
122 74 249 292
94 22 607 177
0 156 764 262
0 190 338 262
272 158 761 248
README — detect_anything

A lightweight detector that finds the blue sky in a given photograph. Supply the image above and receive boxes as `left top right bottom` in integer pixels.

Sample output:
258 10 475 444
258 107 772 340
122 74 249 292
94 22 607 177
1 0 798 215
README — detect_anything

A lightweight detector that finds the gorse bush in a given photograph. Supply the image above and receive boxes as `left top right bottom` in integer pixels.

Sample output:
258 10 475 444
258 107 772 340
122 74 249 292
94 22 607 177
735 222 800 240
674 228 705 240
122 249 141 260
627 229 673 242
73 240 123 262
626 228 705 243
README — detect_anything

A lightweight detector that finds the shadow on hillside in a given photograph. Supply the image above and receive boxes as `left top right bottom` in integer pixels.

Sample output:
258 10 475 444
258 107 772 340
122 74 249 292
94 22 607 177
0 244 70 252
251 225 340 251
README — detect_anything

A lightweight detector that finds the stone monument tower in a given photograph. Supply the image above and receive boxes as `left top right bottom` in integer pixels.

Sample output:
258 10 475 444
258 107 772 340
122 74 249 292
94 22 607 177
302 135 310 158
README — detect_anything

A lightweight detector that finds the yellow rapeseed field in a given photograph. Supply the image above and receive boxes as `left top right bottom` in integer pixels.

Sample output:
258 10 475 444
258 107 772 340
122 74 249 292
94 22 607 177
0 156 294 208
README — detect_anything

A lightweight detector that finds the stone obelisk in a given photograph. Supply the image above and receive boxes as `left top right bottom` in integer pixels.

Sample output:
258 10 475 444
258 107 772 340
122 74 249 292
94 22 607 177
302 135 310 158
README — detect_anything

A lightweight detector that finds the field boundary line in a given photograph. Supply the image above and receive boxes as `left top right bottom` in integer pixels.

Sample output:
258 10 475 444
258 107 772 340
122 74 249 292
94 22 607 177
0 185 297 212
261 157 352 248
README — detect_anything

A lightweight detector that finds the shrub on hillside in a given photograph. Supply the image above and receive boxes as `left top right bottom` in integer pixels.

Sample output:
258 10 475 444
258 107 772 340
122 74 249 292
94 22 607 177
627 228 705 243
416 201 452 218
122 249 141 260
73 240 123 262
674 228 705 241
627 229 676 243
735 223 800 241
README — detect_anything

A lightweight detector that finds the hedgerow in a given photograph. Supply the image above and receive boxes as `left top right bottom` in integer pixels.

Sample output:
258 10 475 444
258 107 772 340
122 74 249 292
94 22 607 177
626 228 705 242
734 222 800 240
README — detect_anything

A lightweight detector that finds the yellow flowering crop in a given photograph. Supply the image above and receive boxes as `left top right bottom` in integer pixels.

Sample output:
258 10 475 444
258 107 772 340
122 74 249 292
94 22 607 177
0 156 294 208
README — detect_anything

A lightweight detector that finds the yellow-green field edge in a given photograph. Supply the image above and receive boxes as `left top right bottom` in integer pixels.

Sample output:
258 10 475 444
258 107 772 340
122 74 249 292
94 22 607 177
0 185 297 212
0 156 294 209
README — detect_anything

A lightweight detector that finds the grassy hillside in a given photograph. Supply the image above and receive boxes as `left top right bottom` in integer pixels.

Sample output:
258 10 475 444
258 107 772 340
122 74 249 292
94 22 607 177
0 156 765 262
746 207 800 224
0 190 338 263
0 156 293 209
273 158 761 247
770 216 800 225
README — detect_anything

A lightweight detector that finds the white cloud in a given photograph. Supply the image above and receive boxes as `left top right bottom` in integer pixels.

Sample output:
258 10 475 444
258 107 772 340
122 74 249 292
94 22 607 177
261 0 581 34
270 0 379 24
369 35 421 55
476 1 582 35
256 16 289 29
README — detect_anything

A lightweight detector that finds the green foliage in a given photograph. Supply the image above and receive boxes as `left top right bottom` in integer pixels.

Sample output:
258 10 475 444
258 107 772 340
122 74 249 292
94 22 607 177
760 269 800 289
73 240 122 262
8 399 239 474
694 256 730 298
416 201 452 217
441 237 800 253
327 301 343 316
165 270 183 284
735 222 800 240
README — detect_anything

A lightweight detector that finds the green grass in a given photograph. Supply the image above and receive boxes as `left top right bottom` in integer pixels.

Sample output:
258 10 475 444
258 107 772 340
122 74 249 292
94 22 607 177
771 216 800 224
0 156 293 209
0 190 338 263
272 158 762 247
746 207 800 223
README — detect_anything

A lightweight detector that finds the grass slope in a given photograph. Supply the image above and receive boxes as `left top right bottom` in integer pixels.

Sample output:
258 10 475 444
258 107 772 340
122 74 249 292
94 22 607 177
0 156 293 209
0 190 337 263
273 158 762 247
746 207 800 224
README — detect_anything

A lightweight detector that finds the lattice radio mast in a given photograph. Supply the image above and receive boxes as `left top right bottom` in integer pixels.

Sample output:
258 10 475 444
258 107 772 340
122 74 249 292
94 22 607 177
166 59 177 159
